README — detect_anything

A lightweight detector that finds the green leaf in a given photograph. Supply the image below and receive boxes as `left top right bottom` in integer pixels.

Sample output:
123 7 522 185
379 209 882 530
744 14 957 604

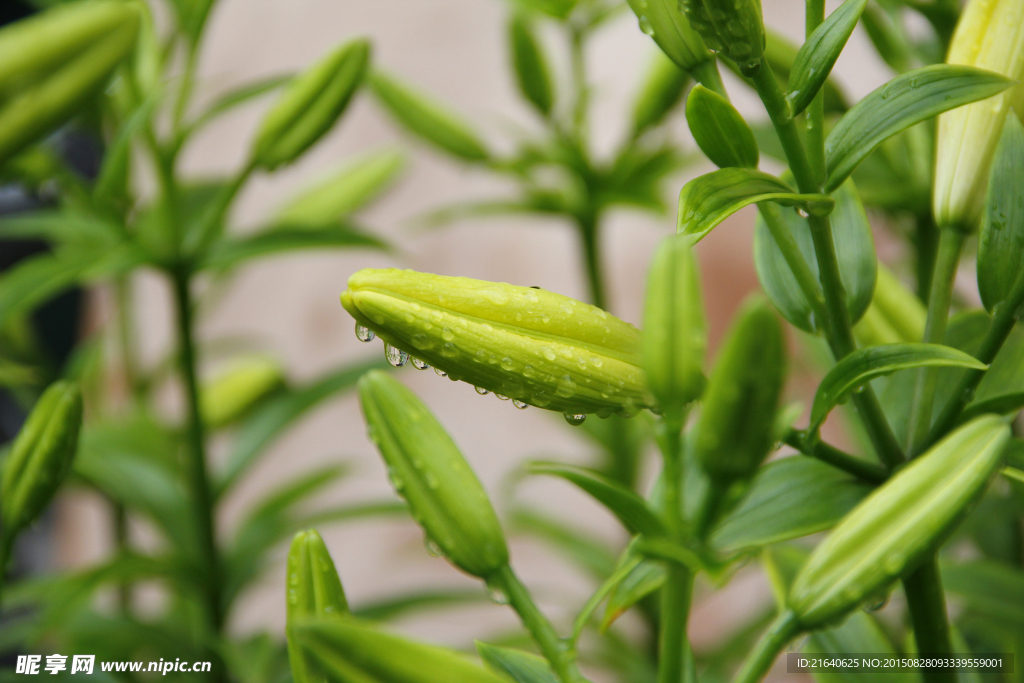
601 559 666 630
824 65 1012 191
0 210 121 245
506 0 577 19
804 612 901 683
216 358 386 496
190 74 291 133
94 96 157 208
509 14 553 115
352 589 486 621
275 149 405 225
685 85 758 168
526 461 666 537
632 51 690 136
710 456 872 554
786 0 868 117
809 343 987 433
199 225 387 271
942 560 1024 626
978 115 1024 314
755 178 876 334
677 168 833 241
476 642 559 683
508 509 616 578
0 251 94 328
369 70 489 161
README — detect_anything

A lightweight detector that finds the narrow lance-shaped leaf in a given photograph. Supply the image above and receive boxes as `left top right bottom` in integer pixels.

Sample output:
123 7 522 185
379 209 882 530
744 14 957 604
369 70 489 161
788 415 1010 630
677 168 833 241
808 343 987 433
509 14 553 115
602 559 666 630
476 642 559 683
526 462 666 538
631 51 690 136
199 225 387 272
824 64 1012 191
978 115 1024 313
786 0 868 116
685 85 759 168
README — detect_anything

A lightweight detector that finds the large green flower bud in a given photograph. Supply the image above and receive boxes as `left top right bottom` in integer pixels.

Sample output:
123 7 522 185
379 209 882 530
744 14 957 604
680 0 766 73
358 371 508 579
253 38 370 170
286 530 348 683
626 0 712 72
341 268 649 422
1 382 82 543
200 355 285 429
695 296 785 482
0 1 140 165
788 415 1009 629
642 237 706 417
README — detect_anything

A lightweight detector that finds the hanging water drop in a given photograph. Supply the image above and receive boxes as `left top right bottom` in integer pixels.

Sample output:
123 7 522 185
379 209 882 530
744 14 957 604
494 393 510 401
563 412 587 425
512 399 528 409
638 15 654 35
863 592 889 612
485 578 510 605
796 207 810 218
411 357 430 370
475 386 490 395
434 367 448 377
385 344 408 367
355 324 375 342
424 537 444 558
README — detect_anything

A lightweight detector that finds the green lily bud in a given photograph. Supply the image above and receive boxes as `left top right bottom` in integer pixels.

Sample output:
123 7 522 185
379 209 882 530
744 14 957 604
199 355 285 429
789 415 1009 629
695 296 785 482
253 38 370 170
626 0 713 72
358 370 508 579
1 381 82 542
0 1 140 165
933 0 1024 230
509 13 553 116
680 0 765 74
642 236 706 416
286 530 348 683
631 51 690 136
341 268 649 422
288 617 507 683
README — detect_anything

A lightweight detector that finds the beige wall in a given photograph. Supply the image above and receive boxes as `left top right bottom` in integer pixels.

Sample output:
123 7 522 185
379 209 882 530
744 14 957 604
63 0 895 667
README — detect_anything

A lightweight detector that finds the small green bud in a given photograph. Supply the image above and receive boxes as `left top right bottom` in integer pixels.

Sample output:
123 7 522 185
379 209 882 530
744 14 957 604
695 296 785 482
680 0 765 73
288 617 508 683
509 14 554 116
0 1 140 165
789 415 1009 629
642 237 706 416
286 530 348 683
341 269 649 419
358 371 508 579
631 51 691 136
199 355 285 429
253 38 370 170
628 0 713 72
1 381 82 541
685 84 759 168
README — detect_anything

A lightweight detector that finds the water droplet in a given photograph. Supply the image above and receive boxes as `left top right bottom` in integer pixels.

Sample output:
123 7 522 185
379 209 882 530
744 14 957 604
512 399 528 409
863 592 889 612
495 393 510 401
796 207 810 218
564 412 587 425
424 537 444 558
434 367 448 377
355 324 375 342
441 326 455 341
556 375 577 398
501 356 515 371
475 386 490 395
542 347 557 361
411 357 430 370
486 582 510 605
638 15 654 35
385 344 408 367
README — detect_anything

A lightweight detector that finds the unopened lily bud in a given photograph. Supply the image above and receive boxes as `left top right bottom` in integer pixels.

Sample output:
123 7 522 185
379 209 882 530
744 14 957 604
286 530 348 683
626 0 712 72
695 296 785 482
1 381 82 542
789 415 1009 629
0 1 140 165
289 617 507 683
642 237 706 416
341 269 649 420
200 355 285 429
933 0 1024 230
680 0 765 74
358 371 508 579
631 51 691 136
253 38 370 170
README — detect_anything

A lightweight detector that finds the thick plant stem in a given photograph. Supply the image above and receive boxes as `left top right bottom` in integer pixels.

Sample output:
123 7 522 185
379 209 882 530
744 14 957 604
903 558 956 683
577 214 606 313
492 565 584 683
757 203 827 322
693 60 726 97
732 610 800 683
805 0 826 185
171 268 223 634
783 431 887 484
908 227 965 455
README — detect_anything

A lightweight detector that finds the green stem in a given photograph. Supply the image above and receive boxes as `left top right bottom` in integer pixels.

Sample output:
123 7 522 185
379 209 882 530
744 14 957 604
577 214 606 312
915 215 940 302
568 25 588 143
115 277 145 404
492 565 584 683
783 431 888 484
171 267 223 633
114 502 132 613
804 0 826 185
908 226 964 455
693 60 727 97
732 610 800 683
903 558 956 683
757 202 826 322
